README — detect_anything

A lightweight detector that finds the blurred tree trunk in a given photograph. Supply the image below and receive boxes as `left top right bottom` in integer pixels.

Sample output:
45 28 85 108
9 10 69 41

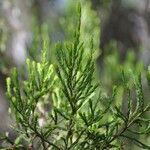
1 0 31 66
92 0 150 66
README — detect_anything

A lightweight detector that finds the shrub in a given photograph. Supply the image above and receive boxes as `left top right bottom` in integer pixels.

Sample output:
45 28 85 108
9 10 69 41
0 2 150 150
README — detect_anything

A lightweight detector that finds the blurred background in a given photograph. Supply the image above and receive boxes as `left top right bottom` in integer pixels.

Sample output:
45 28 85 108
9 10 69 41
0 0 150 149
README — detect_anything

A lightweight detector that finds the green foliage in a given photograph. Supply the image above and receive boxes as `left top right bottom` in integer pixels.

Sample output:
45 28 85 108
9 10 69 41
61 0 100 52
0 20 10 75
0 2 150 150
0 20 8 53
